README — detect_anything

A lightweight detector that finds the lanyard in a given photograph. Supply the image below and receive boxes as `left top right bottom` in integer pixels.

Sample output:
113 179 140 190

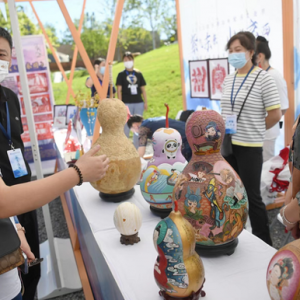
126 70 135 84
266 66 271 72
231 65 255 111
0 102 13 149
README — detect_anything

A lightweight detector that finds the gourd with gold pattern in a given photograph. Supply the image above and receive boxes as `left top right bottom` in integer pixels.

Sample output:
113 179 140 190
90 62 141 200
153 200 206 299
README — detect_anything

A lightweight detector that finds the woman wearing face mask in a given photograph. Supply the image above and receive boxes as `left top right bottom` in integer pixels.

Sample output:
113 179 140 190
256 36 289 162
116 52 148 149
221 31 282 246
85 57 116 98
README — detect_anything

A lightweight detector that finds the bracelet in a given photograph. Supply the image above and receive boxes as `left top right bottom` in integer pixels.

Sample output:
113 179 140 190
69 164 83 186
282 206 297 226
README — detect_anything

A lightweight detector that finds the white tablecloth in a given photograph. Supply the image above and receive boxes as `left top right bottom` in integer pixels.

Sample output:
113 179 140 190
74 183 276 300
55 130 276 300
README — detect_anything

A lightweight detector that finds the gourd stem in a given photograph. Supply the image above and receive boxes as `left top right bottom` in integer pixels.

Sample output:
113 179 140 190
174 200 178 212
164 103 169 128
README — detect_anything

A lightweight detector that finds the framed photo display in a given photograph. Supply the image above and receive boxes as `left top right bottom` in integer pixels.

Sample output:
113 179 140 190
208 58 229 100
189 60 209 98
66 105 78 125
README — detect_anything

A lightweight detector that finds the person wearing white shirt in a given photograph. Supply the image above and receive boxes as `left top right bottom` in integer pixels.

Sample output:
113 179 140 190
256 36 289 162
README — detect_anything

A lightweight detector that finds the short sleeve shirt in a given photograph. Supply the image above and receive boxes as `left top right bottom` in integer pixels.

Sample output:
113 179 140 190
0 85 31 186
221 67 281 147
116 69 146 104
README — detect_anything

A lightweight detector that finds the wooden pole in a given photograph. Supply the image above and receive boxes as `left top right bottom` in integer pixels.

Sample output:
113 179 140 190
91 0 125 145
282 0 294 145
65 0 86 104
56 0 103 100
29 0 76 99
175 0 187 110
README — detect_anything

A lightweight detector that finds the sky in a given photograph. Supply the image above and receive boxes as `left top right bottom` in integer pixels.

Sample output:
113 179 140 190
3 0 169 41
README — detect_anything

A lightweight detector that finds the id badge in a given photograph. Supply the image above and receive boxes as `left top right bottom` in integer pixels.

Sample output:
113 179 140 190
225 115 237 134
7 148 28 178
130 84 138 95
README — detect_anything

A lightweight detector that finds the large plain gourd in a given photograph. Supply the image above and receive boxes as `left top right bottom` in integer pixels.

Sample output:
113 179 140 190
153 200 206 299
173 109 248 256
90 63 141 201
140 104 187 218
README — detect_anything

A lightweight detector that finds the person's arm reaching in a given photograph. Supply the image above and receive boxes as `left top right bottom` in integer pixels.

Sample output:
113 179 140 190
138 146 146 157
0 145 109 218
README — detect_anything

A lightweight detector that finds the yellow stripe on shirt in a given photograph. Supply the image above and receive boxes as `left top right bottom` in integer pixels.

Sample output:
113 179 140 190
266 104 281 111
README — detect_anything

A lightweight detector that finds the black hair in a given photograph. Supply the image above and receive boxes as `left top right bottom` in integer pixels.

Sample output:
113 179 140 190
0 27 12 50
123 51 134 60
257 36 268 43
226 31 256 65
127 114 143 128
93 57 105 66
256 40 271 60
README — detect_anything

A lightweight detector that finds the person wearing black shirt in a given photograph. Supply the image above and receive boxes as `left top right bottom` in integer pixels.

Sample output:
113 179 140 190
0 27 40 300
127 114 192 162
116 52 148 149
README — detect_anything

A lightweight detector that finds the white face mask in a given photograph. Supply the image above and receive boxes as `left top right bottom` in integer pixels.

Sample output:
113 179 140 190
0 60 9 83
124 61 134 69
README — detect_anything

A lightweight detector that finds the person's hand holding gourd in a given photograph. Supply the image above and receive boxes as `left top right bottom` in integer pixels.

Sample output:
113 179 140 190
75 145 109 182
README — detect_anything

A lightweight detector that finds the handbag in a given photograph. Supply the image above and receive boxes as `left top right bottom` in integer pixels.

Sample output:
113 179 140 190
221 70 263 157
0 218 24 275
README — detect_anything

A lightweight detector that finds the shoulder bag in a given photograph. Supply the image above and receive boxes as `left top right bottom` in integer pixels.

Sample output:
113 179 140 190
0 218 24 275
221 70 263 157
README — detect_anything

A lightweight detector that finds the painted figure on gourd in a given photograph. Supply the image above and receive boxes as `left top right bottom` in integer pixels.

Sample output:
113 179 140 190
90 63 141 201
266 239 300 300
173 109 248 256
153 200 206 300
140 104 187 218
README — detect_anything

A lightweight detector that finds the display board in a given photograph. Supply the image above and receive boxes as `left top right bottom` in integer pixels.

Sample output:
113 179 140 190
2 35 56 163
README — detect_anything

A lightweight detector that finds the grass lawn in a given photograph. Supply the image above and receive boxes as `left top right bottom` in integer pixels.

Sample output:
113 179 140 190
52 43 183 119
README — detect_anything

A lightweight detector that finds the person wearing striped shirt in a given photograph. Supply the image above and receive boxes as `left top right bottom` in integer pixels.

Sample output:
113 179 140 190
221 31 282 246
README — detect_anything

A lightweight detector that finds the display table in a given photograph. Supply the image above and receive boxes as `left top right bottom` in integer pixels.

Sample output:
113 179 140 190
54 131 276 300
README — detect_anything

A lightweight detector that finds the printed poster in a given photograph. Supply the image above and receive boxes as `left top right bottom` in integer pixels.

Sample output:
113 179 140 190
2 35 56 162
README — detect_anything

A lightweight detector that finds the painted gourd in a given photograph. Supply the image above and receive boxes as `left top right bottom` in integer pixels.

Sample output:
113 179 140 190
140 104 187 217
113 202 142 241
153 201 206 299
266 239 300 300
90 64 141 196
173 109 248 253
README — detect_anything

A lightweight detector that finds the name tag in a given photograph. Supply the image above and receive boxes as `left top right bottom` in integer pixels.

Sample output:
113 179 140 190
130 84 138 95
7 148 28 178
225 115 237 134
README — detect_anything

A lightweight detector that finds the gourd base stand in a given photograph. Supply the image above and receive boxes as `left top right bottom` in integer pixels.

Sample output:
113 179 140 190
120 232 140 245
150 206 172 219
159 281 206 299
195 238 238 257
99 188 135 203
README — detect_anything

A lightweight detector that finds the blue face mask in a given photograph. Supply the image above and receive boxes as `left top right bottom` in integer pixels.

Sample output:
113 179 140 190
100 66 105 75
228 52 248 69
